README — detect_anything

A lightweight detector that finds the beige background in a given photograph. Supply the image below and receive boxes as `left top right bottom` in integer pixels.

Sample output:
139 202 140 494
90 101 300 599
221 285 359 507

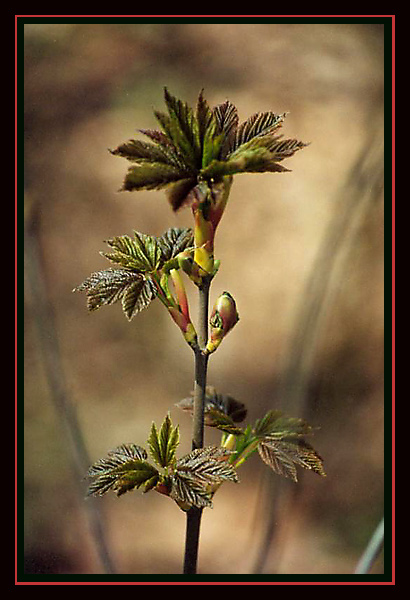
23 21 385 576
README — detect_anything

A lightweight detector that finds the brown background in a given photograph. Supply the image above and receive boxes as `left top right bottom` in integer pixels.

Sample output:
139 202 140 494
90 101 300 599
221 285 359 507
23 20 386 576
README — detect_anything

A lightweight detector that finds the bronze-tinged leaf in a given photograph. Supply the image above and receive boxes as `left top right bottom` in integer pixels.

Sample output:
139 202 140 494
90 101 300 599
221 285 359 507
176 386 247 430
121 276 157 320
166 177 198 211
213 100 239 157
233 111 286 151
195 89 213 150
170 446 239 509
157 227 194 262
254 410 326 482
73 268 157 319
110 139 183 170
257 438 326 482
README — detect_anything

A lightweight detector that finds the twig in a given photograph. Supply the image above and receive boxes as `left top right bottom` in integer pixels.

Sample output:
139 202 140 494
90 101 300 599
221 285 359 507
183 278 210 575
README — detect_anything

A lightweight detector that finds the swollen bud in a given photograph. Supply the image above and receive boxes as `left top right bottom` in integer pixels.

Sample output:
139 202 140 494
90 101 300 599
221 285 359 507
205 292 239 355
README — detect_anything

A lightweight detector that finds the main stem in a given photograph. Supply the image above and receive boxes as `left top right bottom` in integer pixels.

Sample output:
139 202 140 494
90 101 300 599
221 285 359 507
183 277 211 575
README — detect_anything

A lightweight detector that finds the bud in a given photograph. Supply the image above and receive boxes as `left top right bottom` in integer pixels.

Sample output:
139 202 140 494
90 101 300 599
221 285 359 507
205 292 239 354
168 307 198 350
191 177 233 276
177 250 207 286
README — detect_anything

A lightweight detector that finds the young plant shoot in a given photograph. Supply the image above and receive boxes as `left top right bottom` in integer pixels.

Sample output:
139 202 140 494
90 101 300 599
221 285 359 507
74 88 325 574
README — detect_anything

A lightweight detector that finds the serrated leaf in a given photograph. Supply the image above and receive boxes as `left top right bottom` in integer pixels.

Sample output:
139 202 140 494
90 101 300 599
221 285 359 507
203 408 244 435
103 232 161 273
122 161 192 192
148 414 180 468
258 438 326 482
157 227 194 262
254 410 326 482
163 87 200 168
170 446 239 509
213 100 239 157
110 139 182 169
233 111 285 150
176 386 247 427
254 410 314 439
73 268 157 319
121 276 157 320
86 444 159 497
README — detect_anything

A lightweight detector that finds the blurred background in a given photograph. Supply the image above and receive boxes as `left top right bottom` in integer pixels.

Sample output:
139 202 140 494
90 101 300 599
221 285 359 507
23 20 386 577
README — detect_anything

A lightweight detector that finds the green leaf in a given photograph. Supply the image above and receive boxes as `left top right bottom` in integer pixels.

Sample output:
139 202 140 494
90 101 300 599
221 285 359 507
110 139 183 169
73 268 157 319
148 414 180 468
204 408 244 435
254 410 326 482
121 161 192 192
254 410 314 439
170 446 239 509
103 232 162 273
86 444 159 497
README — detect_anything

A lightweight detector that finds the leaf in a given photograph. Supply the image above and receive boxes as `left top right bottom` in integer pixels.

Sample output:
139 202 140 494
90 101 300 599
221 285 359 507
254 410 326 482
254 410 314 439
233 111 285 150
195 89 213 154
148 414 180 468
213 100 239 157
175 386 247 429
121 161 192 192
157 227 194 262
110 139 183 169
103 232 162 273
86 444 159 497
73 268 157 320
121 276 158 320
170 446 239 509
204 408 244 435
166 177 198 211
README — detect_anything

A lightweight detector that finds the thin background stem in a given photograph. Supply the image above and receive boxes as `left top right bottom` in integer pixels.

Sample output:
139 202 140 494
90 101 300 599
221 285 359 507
183 278 211 575
354 517 384 574
24 200 116 574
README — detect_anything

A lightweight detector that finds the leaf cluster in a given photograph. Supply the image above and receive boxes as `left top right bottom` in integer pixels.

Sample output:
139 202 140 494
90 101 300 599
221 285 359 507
73 227 193 320
111 88 308 210
86 414 238 510
176 391 326 483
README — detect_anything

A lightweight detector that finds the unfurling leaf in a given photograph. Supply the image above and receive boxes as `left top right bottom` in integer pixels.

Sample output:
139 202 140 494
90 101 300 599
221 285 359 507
111 88 308 211
254 410 326 482
176 385 247 433
148 414 180 468
170 446 239 509
86 444 159 497
73 268 157 320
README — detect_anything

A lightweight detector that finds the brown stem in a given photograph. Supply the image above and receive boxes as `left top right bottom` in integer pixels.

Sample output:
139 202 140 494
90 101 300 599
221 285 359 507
183 278 211 575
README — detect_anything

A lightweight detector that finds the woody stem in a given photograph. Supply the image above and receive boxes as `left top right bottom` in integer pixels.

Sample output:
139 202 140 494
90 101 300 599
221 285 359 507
183 277 211 575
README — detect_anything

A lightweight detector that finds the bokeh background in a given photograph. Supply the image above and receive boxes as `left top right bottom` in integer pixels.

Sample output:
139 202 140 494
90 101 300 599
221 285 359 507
23 20 386 577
